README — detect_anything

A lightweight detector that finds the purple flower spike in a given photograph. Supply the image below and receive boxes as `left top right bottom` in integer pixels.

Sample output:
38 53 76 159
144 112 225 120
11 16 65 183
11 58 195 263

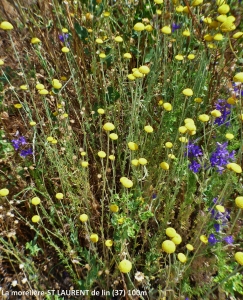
172 23 181 32
214 224 220 232
189 160 201 173
223 236 234 244
20 148 33 157
214 99 232 126
208 233 218 245
210 142 235 173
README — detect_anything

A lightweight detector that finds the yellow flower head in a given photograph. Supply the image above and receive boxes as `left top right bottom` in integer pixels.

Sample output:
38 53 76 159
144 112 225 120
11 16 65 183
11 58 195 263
81 161 89 167
103 122 115 131
144 125 153 133
233 72 243 83
31 37 41 44
175 54 184 61
110 204 119 212
235 252 243 265
105 240 113 247
118 259 132 273
163 103 172 111
235 196 243 209
225 133 234 140
128 142 138 151
0 188 9 197
56 193 64 200
186 244 194 251
139 65 150 74
160 162 169 170
14 104 22 109
62 47 70 53
123 53 132 59
114 36 123 42
165 227 177 238
216 205 225 213
161 26 171 34
98 151 106 158
182 88 193 96
198 114 209 122
177 253 187 263
200 235 208 244
187 54 195 60
31 197 41 205
90 234 98 243
165 142 173 148
133 22 145 31
97 108 105 114
218 4 230 14
121 178 133 188
211 109 221 117
79 214 88 222
162 240 176 253
109 133 118 140
131 159 139 166
109 155 115 160
0 21 13 30
138 158 147 165
32 215 40 223
171 233 182 245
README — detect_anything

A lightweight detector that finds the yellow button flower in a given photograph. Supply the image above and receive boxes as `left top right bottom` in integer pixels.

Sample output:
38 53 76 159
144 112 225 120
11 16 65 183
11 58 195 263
182 30 190 37
0 188 9 197
110 204 119 212
133 70 144 78
133 22 145 31
123 53 132 59
218 4 230 14
217 14 228 23
109 133 118 140
105 240 113 247
131 159 139 166
179 137 188 143
31 197 41 205
97 108 105 114
165 142 173 148
52 79 62 89
233 72 243 83
56 193 64 200
192 0 203 6
166 227 177 238
103 11 110 17
31 37 41 44
179 126 188 134
144 125 153 133
145 25 153 32
186 244 194 251
79 214 88 222
14 104 22 109
36 83 45 90
154 0 163 3
233 32 243 39
128 142 138 150
214 33 223 41
168 154 176 159
171 234 182 245
235 252 243 265
29 121 36 126
103 122 115 131
114 36 123 42
163 103 172 111
211 109 221 117
216 205 225 213
198 114 209 122
225 133 234 140
235 197 243 209
227 163 242 173
0 59 4 65
138 158 147 165
61 47 70 53
127 74 136 81
162 240 176 253
160 162 169 170
182 88 193 96
109 155 115 160
81 161 89 167
175 54 184 61
118 259 132 273
161 26 171 34
0 21 13 30
39 89 49 95
90 234 98 243
177 253 187 263
187 54 195 60
139 66 150 74
200 235 208 244
32 215 40 223
121 178 133 188
176 5 184 12
194 97 203 103
98 151 106 158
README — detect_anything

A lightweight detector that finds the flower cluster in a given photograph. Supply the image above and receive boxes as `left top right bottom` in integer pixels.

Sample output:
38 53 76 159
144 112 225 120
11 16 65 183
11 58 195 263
185 141 203 173
214 99 232 126
210 142 235 173
11 136 32 157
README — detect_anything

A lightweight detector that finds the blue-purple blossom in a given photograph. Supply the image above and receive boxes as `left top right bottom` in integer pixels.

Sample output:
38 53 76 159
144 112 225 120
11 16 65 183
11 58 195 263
189 160 201 173
214 224 220 232
208 233 218 245
11 136 27 150
172 23 181 32
20 148 33 157
210 142 235 173
59 33 69 43
223 236 234 244
214 99 232 126
185 141 203 158
232 82 243 97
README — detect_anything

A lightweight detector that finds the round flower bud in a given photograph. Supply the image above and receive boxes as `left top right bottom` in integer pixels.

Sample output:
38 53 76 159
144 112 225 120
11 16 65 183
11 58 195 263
160 162 169 170
165 142 173 148
175 54 184 61
179 126 187 134
109 155 115 160
61 47 70 53
211 109 221 117
128 142 138 150
187 54 195 60
90 234 98 242
166 227 177 238
0 59 4 65
233 72 243 83
133 22 145 31
182 30 190 37
200 235 208 244
30 121 36 126
213 33 223 41
105 240 113 247
179 137 188 143
163 103 172 111
154 0 163 3
56 193 64 200
233 32 243 39
95 38 103 44
109 133 118 140
133 70 143 78
177 253 187 263
162 240 176 253
186 244 194 251
32 215 40 223
103 122 115 131
216 205 225 213
31 37 41 44
145 24 153 32
235 252 243 265
168 154 176 159
131 159 139 166
235 196 243 209
144 125 153 133
161 26 171 34
139 66 150 74
114 36 123 42
182 88 193 96
97 108 105 114
0 188 9 197
218 4 230 14
81 161 89 167
0 21 13 30
121 178 133 188
123 53 132 59
194 97 203 103
36 83 45 90
127 74 136 81
138 158 147 165
110 204 119 212
118 259 132 273
52 79 62 89
39 89 49 95
225 133 234 140
198 114 209 122
192 0 203 6
31 197 41 205
79 214 88 222
98 151 106 158
171 234 182 245
227 163 242 173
